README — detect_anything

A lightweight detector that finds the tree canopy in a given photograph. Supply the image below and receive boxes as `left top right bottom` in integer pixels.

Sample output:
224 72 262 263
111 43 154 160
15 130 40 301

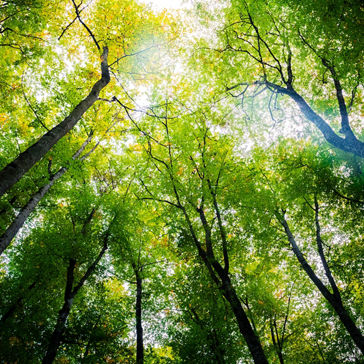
0 0 363 363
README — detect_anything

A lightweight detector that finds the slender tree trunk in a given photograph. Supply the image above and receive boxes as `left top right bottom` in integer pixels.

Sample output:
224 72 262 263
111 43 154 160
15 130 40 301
329 298 364 354
288 89 364 157
42 258 76 364
263 81 364 158
270 321 284 364
219 273 268 364
152 137 268 363
136 272 144 364
181 206 268 363
43 236 109 363
0 133 94 255
42 296 74 364
0 168 65 255
279 215 364 353
0 47 110 198
277 350 284 364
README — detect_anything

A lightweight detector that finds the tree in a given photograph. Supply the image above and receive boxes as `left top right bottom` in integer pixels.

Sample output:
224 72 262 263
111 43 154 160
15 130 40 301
130 100 269 363
0 1 362 363
238 140 364 355
196 0 364 157
0 0 167 197
0 43 110 197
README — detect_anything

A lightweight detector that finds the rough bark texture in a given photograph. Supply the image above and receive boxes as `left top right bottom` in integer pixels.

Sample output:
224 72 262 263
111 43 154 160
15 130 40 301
0 47 110 198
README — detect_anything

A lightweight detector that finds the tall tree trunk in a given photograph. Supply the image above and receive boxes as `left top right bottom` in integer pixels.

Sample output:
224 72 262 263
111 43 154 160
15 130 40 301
42 297 74 364
329 298 364 354
263 80 364 158
278 214 364 354
0 133 94 255
135 272 144 364
42 258 76 364
43 236 108 363
148 133 268 363
180 206 268 364
0 168 65 255
219 272 268 364
270 320 284 364
0 47 110 198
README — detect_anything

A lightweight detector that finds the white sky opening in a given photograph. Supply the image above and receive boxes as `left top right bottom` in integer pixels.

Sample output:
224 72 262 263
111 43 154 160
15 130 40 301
140 0 191 10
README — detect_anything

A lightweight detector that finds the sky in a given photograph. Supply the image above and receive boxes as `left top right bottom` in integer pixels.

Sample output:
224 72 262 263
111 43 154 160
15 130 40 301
141 0 191 10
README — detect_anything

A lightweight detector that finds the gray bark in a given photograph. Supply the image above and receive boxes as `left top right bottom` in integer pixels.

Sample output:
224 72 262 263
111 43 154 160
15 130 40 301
0 46 110 197
0 133 94 255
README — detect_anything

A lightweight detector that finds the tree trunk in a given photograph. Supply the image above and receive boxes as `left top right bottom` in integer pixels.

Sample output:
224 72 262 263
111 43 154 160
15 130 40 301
181 205 268 364
0 132 94 255
42 297 74 364
263 81 364 158
42 258 76 364
43 236 109 363
277 350 284 364
0 168 66 255
329 296 364 354
219 274 268 364
0 47 110 198
136 272 144 364
270 321 284 364
279 215 364 354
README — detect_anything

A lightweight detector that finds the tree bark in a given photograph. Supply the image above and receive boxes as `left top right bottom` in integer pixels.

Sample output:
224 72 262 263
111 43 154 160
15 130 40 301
330 298 364 355
0 46 110 198
219 272 268 364
278 214 364 354
263 81 364 158
179 205 268 363
42 258 76 364
270 320 284 364
146 135 268 363
42 236 108 363
0 168 65 255
0 133 94 255
197 207 268 363
135 272 144 364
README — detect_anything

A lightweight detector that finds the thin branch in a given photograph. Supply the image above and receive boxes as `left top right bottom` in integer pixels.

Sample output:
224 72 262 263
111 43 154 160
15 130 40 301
58 3 89 40
314 196 341 299
21 74 49 131
71 0 100 51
